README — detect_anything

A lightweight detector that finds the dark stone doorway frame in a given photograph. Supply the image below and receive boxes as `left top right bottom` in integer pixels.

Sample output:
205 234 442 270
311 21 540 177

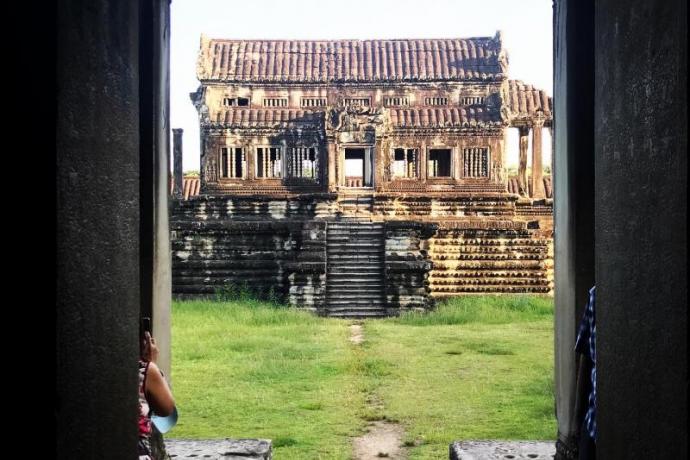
57 0 687 457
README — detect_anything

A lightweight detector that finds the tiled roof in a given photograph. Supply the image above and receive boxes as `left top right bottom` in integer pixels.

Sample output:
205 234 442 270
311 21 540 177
171 176 201 200
198 34 507 83
506 80 552 121
389 107 502 128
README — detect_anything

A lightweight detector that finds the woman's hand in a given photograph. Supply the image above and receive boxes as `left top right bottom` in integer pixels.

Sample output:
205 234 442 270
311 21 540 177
142 331 159 363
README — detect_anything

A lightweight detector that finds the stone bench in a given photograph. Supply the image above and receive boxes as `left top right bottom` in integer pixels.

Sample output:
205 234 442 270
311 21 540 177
166 439 272 459
449 441 555 459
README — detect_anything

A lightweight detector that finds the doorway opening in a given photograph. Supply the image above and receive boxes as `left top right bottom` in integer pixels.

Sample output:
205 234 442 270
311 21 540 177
344 148 373 188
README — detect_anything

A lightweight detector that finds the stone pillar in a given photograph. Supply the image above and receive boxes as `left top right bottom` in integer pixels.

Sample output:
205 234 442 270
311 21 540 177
549 126 554 186
419 143 428 181
553 0 595 457
374 138 385 188
172 129 183 198
326 141 336 189
530 116 546 199
338 145 345 186
518 126 529 193
246 142 255 180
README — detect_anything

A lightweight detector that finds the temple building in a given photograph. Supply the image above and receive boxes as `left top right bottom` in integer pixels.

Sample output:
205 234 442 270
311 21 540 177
172 32 553 317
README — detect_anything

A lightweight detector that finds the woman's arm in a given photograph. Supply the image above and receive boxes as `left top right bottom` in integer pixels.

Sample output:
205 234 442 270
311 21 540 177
145 360 175 417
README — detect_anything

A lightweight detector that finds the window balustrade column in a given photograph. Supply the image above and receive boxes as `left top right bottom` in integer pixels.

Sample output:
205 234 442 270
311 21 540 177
518 126 529 193
531 116 546 198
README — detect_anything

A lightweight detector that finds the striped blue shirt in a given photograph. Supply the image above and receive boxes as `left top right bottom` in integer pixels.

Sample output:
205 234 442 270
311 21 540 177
575 286 596 441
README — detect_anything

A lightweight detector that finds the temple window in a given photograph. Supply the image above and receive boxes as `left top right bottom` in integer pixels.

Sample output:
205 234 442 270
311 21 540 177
461 96 485 105
287 147 318 180
342 97 371 107
263 98 288 107
424 97 448 106
223 97 250 107
255 147 282 178
383 97 410 107
392 148 418 178
462 147 490 177
220 147 246 179
301 97 327 107
428 149 452 177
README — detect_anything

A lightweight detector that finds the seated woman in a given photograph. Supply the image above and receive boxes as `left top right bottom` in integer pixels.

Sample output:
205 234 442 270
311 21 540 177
139 330 175 460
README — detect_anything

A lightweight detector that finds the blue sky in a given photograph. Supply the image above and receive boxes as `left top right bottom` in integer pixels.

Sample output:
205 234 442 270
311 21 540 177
171 0 553 171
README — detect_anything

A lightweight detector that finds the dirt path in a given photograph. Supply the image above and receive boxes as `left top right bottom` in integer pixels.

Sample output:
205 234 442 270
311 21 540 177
349 322 408 460
349 323 364 345
353 421 406 459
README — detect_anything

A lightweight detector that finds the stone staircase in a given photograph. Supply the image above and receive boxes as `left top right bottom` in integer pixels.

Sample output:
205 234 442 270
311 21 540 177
326 221 387 318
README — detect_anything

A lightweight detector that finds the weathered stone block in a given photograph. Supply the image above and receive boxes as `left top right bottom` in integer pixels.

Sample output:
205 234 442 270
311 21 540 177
449 440 555 459
167 438 272 459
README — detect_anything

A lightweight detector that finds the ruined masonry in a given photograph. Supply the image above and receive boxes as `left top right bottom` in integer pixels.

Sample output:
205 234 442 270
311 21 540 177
171 32 553 317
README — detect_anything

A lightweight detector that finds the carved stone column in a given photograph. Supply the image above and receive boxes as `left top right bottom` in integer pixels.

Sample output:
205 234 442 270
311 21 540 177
549 125 554 185
172 128 184 198
419 142 428 181
337 144 345 187
246 142 255 180
518 126 529 193
530 116 546 198
327 139 336 192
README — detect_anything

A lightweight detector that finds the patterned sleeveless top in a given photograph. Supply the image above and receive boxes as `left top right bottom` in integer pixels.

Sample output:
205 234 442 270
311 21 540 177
138 359 153 459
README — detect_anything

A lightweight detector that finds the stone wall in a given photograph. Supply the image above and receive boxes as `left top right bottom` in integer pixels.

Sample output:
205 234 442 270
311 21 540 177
171 194 553 314
428 221 553 295
384 221 436 312
171 218 327 311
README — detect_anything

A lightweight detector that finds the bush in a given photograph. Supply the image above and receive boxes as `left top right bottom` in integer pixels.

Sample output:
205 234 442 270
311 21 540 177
213 281 284 307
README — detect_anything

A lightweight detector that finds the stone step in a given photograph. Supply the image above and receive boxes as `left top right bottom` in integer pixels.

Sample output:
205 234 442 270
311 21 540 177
327 289 385 296
326 256 384 263
326 305 387 311
327 285 384 291
326 299 385 306
327 266 383 272
326 231 384 237
327 276 384 283
327 309 387 315
327 241 384 247
327 240 384 246
327 229 382 235
328 222 382 228
327 249 384 256
326 298 385 305
327 312 389 318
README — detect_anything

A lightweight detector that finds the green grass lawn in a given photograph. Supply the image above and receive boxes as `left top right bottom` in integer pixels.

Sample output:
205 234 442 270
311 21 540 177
168 296 555 459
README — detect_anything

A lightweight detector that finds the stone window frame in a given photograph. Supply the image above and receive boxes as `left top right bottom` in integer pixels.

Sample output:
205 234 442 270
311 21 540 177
301 97 328 108
286 145 319 182
461 146 491 179
262 98 288 107
254 145 284 179
222 97 251 107
390 147 419 179
219 145 248 180
383 96 410 107
340 97 371 107
426 147 455 179
460 95 485 106
424 97 449 106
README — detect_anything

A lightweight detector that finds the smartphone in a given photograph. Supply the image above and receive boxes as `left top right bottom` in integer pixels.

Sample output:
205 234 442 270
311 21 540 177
142 317 152 335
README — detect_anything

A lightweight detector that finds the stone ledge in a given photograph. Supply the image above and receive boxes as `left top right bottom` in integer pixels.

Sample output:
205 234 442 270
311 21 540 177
167 438 272 459
449 440 555 459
